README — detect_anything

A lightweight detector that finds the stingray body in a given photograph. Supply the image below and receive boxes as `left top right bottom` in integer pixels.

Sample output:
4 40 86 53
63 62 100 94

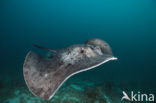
23 38 117 100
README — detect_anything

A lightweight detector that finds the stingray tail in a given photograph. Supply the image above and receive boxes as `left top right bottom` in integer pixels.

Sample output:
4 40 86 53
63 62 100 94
33 44 57 53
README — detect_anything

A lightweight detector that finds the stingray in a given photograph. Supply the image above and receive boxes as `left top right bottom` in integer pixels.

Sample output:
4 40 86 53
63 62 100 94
23 38 117 100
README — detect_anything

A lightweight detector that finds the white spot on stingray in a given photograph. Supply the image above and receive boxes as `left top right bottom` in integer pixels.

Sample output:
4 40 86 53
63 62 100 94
44 73 48 78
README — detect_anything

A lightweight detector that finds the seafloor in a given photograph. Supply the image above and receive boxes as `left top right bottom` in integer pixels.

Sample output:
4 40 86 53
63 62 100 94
1 76 150 103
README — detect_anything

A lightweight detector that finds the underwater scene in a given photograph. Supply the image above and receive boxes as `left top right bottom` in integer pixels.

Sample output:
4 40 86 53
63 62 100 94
0 0 156 103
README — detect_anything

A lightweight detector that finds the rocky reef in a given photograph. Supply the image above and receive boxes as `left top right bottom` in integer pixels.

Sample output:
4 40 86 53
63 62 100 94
0 79 133 103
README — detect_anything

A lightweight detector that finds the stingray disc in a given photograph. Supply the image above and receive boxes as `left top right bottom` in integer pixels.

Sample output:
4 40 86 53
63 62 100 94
23 38 117 100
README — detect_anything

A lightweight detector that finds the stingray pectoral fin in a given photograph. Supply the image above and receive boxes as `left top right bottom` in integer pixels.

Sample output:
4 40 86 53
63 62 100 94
23 51 78 100
23 51 117 100
23 51 60 100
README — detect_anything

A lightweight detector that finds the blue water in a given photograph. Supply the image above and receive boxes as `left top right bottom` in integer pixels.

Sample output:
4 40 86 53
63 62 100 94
0 0 156 102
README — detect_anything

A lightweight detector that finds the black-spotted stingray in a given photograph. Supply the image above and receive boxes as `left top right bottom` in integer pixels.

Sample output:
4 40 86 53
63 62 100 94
23 38 117 100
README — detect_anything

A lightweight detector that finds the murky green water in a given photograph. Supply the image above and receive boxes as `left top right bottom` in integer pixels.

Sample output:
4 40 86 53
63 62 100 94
0 0 156 102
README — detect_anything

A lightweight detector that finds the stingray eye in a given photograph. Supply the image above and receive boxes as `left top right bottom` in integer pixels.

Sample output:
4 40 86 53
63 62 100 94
104 44 108 46
80 49 84 53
